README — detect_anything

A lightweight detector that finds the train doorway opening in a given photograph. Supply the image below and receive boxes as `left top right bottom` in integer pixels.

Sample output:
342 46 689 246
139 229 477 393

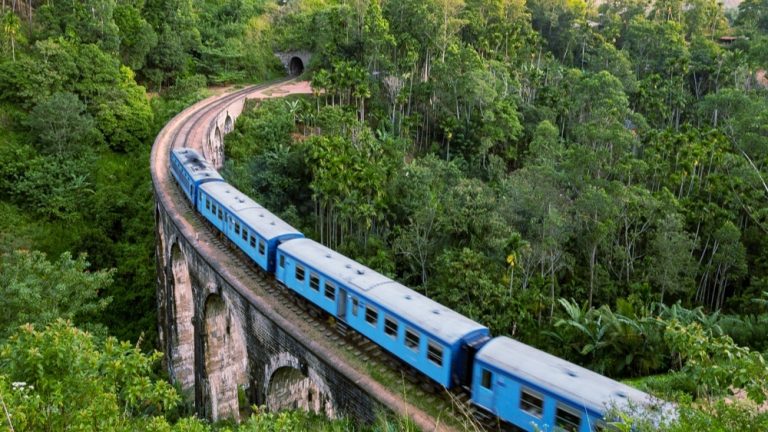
289 57 304 76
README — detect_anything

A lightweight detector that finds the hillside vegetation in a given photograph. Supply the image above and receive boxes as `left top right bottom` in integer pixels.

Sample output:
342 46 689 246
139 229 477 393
0 0 766 430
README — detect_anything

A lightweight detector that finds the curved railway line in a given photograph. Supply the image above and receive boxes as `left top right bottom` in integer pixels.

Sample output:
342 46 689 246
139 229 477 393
151 79 472 430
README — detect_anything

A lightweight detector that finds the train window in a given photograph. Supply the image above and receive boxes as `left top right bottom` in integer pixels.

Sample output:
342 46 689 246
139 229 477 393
555 405 581 432
241 229 248 241
234 222 240 235
310 273 320 291
481 369 492 389
249 236 256 248
258 240 266 255
217 208 223 220
279 254 285 268
365 306 378 326
324 281 335 300
205 198 211 210
427 341 443 366
296 265 305 282
405 328 420 351
520 389 544 418
351 297 359 316
211 203 216 214
384 316 398 338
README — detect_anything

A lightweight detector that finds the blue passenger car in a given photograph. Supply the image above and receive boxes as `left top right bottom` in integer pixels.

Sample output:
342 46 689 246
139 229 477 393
198 182 303 272
276 238 490 389
169 148 223 204
471 337 671 432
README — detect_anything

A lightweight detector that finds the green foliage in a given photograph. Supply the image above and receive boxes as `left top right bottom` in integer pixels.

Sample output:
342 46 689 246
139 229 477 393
26 92 102 156
0 250 113 339
664 319 768 403
0 320 179 431
431 248 519 335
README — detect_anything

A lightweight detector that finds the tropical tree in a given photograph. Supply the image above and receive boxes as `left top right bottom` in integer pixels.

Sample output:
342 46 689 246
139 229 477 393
0 250 112 339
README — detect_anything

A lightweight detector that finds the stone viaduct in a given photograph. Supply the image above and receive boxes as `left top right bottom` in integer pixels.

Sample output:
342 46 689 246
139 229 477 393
150 81 450 429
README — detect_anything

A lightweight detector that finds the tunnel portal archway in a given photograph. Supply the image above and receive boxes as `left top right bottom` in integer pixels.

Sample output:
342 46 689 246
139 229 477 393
289 57 304 76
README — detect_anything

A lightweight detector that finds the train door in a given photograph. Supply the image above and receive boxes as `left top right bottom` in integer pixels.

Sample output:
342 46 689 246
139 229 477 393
337 288 348 321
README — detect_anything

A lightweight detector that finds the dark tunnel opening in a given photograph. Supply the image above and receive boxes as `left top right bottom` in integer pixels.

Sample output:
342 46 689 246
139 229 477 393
289 57 304 76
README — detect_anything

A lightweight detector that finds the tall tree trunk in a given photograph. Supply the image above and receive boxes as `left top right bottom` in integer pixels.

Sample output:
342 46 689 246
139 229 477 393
589 244 597 308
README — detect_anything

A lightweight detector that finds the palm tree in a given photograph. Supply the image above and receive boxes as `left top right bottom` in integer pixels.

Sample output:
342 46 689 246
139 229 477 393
3 11 20 62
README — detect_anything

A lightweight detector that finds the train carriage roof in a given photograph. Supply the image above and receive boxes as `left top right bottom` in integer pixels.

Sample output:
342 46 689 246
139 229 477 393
476 336 674 418
279 238 488 345
200 182 302 241
171 148 223 183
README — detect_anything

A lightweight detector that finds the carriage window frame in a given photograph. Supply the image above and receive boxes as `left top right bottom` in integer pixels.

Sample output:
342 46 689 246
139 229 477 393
555 404 581 432
324 281 336 300
249 236 256 248
205 198 211 210
427 340 443 366
405 328 420 351
384 316 398 338
520 389 544 418
309 273 320 291
279 254 285 268
295 265 305 282
234 222 240 235
258 240 266 256
481 369 492 389
365 306 378 326
351 297 359 316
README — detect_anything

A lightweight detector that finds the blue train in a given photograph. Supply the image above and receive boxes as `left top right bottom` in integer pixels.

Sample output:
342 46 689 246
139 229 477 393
170 147 671 431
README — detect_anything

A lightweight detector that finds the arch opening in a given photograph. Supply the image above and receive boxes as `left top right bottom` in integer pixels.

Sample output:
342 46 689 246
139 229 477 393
266 366 326 414
170 243 194 393
289 57 304 76
224 115 234 133
203 294 247 421
211 127 223 168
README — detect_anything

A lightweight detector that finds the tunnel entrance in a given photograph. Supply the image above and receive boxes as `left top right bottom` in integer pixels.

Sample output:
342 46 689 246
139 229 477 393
289 57 304 76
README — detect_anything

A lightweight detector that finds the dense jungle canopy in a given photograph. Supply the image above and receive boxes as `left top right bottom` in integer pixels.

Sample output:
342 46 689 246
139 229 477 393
0 0 767 430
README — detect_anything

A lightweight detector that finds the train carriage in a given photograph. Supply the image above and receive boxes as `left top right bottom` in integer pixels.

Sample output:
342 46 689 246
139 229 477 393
170 148 224 204
276 238 490 389
198 182 303 273
471 337 672 432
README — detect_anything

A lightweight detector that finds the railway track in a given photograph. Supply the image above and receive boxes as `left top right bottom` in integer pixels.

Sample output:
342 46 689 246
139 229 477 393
152 80 490 431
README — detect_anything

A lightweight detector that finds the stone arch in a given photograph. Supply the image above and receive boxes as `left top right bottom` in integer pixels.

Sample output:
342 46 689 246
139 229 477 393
264 352 335 418
212 126 223 168
289 57 304 76
203 294 247 421
170 242 195 394
224 114 234 133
